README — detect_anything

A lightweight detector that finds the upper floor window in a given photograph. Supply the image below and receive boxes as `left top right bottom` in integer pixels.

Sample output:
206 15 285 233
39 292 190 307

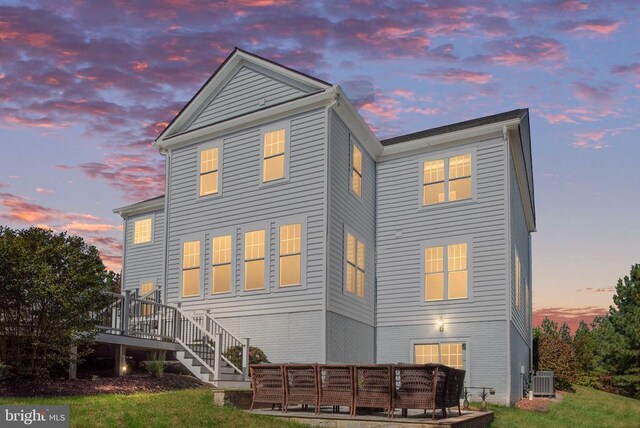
515 251 521 308
182 241 201 297
133 218 152 244
423 153 472 206
351 143 363 197
263 128 286 182
346 232 365 298
199 147 219 196
279 224 301 287
244 230 265 290
212 235 232 294
425 242 468 301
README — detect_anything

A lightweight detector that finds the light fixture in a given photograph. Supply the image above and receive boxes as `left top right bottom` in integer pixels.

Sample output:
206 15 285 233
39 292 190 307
437 317 445 332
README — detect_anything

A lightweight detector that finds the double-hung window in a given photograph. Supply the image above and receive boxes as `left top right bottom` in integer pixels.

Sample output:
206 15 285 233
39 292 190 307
425 242 468 301
263 128 286 182
133 218 152 244
346 233 365 298
212 235 232 294
140 281 155 316
279 224 301 287
244 230 266 290
351 143 363 197
423 153 472 206
199 147 219 196
182 241 201 297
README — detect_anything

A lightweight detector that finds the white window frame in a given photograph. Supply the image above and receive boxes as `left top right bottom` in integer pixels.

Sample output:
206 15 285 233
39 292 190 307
179 234 205 300
418 148 477 210
196 140 223 199
131 214 154 246
420 236 473 305
350 136 364 200
239 222 271 294
274 216 307 291
259 120 291 187
515 249 521 309
209 227 237 297
343 225 366 300
410 339 468 374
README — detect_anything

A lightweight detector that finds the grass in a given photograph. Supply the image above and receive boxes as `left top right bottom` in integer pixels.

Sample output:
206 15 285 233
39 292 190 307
1 385 637 427
489 385 640 428
0 388 303 428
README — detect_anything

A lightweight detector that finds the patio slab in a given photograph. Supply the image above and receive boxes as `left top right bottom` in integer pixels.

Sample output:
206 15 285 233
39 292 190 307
248 407 494 428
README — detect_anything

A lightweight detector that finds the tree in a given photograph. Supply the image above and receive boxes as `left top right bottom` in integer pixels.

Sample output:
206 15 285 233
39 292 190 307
0 227 116 377
592 264 640 398
573 320 597 386
559 322 572 345
536 317 577 390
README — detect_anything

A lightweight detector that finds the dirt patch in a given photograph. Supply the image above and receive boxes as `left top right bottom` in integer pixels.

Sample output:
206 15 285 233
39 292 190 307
515 393 563 412
0 373 206 397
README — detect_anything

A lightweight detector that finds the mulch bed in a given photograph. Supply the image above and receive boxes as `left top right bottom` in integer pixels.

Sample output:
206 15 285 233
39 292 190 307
0 373 206 397
515 392 563 412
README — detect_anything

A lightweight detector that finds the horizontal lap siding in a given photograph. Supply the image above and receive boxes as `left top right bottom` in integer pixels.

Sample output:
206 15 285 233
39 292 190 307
327 113 376 327
510 322 531 404
123 210 165 291
326 311 375 363
188 66 307 130
166 108 326 318
376 137 508 327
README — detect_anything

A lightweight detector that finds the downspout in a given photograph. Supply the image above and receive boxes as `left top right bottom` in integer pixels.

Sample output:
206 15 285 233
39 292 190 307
504 125 513 406
160 148 171 305
323 90 339 364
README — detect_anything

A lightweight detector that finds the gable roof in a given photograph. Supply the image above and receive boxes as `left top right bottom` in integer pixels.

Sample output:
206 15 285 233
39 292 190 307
155 48 331 143
381 109 528 146
113 195 165 217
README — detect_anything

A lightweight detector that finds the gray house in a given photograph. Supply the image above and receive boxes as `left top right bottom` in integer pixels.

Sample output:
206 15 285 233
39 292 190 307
113 48 535 404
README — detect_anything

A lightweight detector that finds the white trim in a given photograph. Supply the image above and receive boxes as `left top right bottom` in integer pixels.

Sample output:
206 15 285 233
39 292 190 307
273 215 308 291
418 147 477 211
259 120 291 187
179 233 205 300
409 338 469 382
113 197 164 217
343 224 366 300
208 226 238 297
332 85 383 159
196 140 223 200
131 214 155 247
239 222 271 295
420 235 474 305
349 135 364 200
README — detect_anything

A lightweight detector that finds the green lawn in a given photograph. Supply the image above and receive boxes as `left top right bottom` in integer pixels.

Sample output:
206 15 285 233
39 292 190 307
1 385 637 427
0 388 303 428
489 386 640 428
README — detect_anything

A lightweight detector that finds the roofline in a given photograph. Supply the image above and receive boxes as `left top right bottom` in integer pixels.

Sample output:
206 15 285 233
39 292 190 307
113 195 165 218
155 47 331 142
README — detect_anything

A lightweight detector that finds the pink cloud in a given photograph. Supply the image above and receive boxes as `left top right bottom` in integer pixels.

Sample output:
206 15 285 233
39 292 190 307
63 222 120 233
417 68 493 84
392 89 415 99
404 107 441 116
533 306 607 332
578 287 616 294
35 187 55 195
540 113 576 124
558 19 622 35
359 96 403 121
572 129 608 149
0 192 99 224
475 36 567 67
572 82 614 102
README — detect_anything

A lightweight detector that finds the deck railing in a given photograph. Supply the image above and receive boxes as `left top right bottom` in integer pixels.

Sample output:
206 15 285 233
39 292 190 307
94 290 248 381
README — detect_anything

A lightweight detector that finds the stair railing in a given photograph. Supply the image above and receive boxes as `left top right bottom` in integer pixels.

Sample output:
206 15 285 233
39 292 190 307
198 313 249 379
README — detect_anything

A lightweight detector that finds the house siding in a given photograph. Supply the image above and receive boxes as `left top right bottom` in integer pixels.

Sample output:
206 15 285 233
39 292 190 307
326 311 375 364
188 65 309 131
122 210 165 292
325 111 377 361
377 321 509 404
165 108 327 362
510 322 531 403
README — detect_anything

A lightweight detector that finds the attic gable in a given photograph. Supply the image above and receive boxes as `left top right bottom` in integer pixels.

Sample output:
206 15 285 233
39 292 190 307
157 48 330 141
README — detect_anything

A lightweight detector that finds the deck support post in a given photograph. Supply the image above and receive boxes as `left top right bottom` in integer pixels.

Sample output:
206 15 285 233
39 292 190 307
213 333 222 381
242 338 250 380
115 344 127 377
68 345 78 380
122 290 131 335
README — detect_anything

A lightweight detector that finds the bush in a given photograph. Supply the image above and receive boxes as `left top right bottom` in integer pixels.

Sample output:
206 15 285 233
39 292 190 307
538 335 577 391
145 351 166 378
0 361 11 380
223 345 268 369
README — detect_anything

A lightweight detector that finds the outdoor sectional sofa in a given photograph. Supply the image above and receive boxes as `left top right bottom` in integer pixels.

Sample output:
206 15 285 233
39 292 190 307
249 363 466 419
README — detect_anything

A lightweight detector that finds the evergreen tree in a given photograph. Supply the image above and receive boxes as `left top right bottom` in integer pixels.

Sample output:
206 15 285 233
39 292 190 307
560 322 572 344
573 320 597 386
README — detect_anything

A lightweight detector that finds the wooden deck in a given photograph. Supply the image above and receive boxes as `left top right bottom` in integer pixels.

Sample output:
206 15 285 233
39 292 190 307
249 407 494 427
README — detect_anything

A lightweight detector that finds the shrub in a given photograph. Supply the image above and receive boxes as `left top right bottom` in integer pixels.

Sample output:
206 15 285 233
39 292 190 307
145 351 166 378
0 361 11 380
538 335 577 391
223 345 268 369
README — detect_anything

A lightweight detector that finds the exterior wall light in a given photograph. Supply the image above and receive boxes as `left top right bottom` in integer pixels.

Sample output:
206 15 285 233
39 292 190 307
437 317 445 332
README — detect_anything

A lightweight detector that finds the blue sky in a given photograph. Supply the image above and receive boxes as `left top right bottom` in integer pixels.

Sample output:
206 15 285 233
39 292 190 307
1 0 638 330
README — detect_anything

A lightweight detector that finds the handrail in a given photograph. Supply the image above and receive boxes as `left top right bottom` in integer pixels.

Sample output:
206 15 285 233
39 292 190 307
197 313 244 375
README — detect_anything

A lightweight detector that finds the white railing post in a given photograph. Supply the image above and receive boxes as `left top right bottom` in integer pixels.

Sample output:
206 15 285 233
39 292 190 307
242 338 250 380
122 291 131 335
214 333 223 381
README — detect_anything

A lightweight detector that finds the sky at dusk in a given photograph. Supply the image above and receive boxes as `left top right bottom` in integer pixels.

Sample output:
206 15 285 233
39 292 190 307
1 0 638 332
